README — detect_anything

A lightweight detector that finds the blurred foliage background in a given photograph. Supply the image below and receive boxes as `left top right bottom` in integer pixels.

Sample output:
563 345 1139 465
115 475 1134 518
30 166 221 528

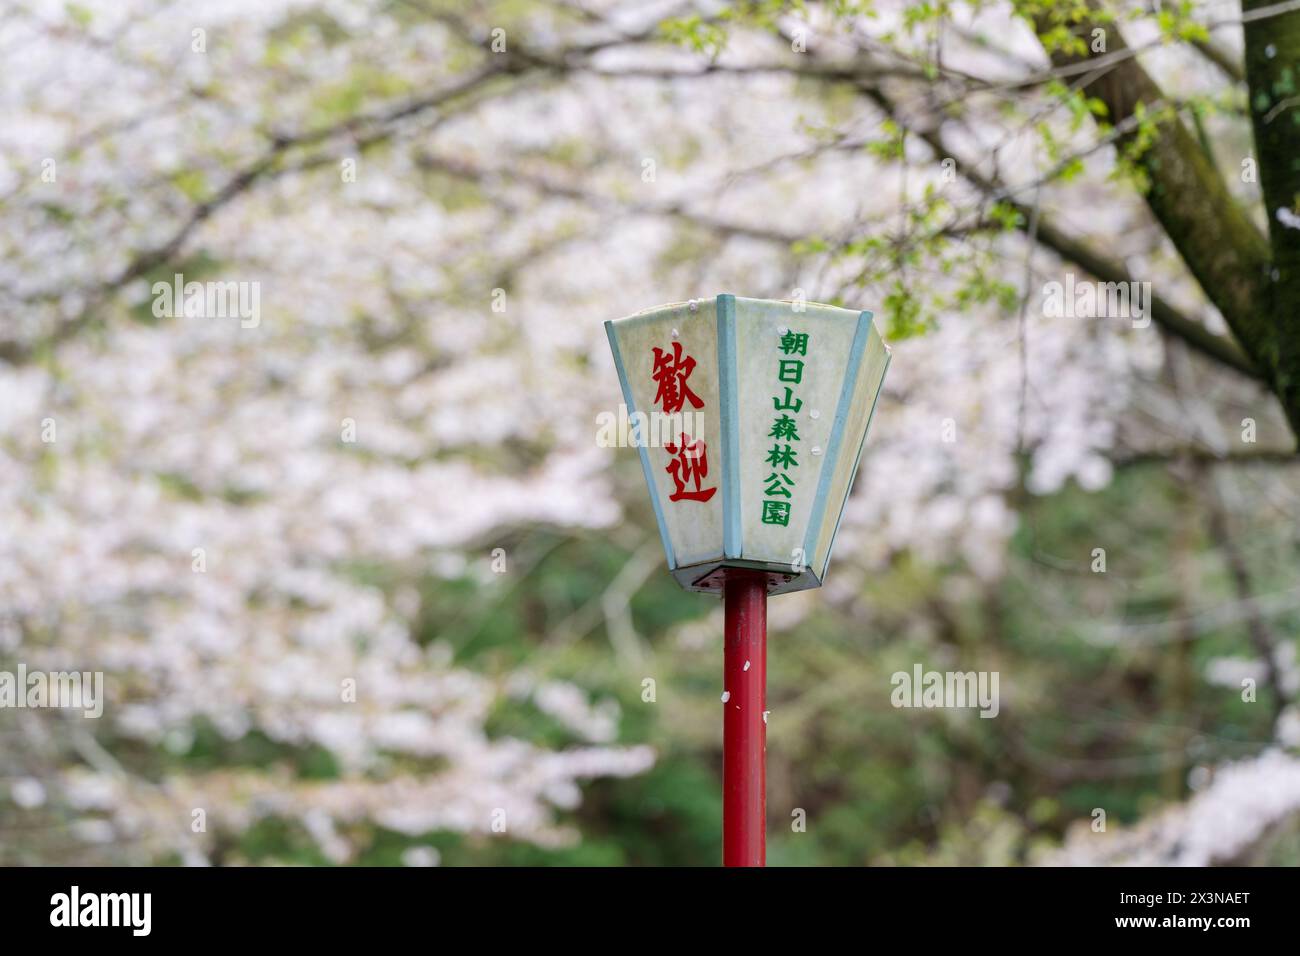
401 461 1300 866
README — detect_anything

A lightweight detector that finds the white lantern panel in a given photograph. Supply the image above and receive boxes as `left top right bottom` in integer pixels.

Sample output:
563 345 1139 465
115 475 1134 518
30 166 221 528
730 297 888 577
605 300 724 570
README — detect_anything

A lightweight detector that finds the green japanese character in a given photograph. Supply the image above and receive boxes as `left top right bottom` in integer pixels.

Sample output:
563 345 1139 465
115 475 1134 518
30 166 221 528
778 359 804 384
765 443 798 470
779 331 808 356
761 500 791 525
772 387 802 412
768 414 799 442
763 472 794 498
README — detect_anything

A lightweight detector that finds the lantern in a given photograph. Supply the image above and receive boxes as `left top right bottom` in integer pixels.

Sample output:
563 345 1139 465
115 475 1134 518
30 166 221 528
604 293 890 595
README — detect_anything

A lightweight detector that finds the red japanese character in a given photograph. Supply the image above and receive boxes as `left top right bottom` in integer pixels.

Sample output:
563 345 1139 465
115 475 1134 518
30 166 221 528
663 432 717 502
651 342 705 414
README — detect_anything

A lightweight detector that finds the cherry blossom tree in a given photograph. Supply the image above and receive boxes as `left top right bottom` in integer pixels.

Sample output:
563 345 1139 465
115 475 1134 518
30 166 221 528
2 0 1298 864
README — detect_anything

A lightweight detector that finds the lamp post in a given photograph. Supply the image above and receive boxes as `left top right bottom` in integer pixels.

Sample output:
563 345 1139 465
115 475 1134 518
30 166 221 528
606 294 890 866
723 568 768 866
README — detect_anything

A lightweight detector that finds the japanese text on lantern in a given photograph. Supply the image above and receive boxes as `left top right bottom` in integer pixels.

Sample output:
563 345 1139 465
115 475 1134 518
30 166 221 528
761 329 809 526
652 341 716 503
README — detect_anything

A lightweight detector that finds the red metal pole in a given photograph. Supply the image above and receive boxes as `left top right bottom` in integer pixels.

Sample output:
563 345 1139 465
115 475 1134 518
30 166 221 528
723 568 767 866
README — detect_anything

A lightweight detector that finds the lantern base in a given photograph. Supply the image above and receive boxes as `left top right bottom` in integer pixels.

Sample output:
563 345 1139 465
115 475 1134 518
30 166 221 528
672 559 823 596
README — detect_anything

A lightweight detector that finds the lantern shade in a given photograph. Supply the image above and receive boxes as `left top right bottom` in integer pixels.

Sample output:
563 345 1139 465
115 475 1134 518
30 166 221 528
606 294 889 595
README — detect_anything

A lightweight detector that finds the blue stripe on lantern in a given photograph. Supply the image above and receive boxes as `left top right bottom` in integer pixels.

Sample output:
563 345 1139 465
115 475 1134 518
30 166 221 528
716 294 743 559
605 319 677 570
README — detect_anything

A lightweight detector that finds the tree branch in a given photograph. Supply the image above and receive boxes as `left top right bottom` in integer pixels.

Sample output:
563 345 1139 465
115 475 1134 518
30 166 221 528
856 83 1263 379
1115 445 1298 466
0 63 522 365
1023 5 1292 421
1204 473 1289 735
